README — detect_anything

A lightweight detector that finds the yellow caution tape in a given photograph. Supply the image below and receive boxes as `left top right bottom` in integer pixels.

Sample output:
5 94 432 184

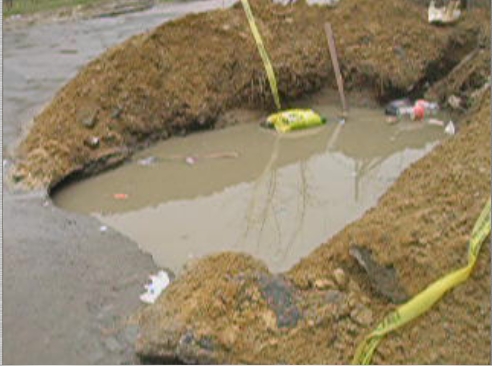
240 0 281 110
353 197 491 364
266 109 326 133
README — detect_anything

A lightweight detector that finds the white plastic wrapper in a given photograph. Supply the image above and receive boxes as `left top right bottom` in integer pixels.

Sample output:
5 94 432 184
140 270 171 304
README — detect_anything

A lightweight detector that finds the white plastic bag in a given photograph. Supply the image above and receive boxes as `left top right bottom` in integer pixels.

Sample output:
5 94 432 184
140 270 170 304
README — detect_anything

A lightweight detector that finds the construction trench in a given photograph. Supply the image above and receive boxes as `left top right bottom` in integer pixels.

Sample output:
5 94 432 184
5 0 492 364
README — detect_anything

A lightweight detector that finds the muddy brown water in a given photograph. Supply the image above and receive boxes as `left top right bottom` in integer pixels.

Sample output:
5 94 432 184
53 97 448 273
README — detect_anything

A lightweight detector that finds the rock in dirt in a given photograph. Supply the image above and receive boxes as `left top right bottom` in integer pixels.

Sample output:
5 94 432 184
350 304 373 326
333 268 348 289
448 94 463 110
325 289 346 304
82 114 97 129
314 278 335 290
257 274 302 329
349 245 408 303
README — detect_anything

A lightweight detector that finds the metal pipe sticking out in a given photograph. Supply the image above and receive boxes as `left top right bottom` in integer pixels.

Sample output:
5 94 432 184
324 22 348 119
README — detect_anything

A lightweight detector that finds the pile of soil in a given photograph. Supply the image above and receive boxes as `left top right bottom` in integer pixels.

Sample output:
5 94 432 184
135 90 490 365
10 0 488 189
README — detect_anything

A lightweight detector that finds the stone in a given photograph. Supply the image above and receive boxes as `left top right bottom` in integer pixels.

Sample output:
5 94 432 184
350 305 373 326
258 274 302 329
348 279 361 292
349 245 408 303
314 278 335 290
347 292 359 309
81 114 97 129
333 268 348 289
261 310 278 331
325 290 346 304
448 95 462 110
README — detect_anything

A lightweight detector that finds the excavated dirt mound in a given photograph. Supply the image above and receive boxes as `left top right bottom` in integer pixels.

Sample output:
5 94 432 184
135 90 491 365
10 0 488 189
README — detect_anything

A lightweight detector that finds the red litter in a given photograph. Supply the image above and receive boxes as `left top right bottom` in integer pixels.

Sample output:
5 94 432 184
113 193 129 200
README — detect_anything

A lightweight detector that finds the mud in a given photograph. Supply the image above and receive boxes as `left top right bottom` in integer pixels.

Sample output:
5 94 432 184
53 97 446 274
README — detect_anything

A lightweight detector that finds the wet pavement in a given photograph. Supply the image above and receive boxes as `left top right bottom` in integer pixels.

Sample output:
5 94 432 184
3 1 233 364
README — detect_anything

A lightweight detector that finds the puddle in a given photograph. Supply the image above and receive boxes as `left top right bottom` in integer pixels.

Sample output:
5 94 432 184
53 100 447 273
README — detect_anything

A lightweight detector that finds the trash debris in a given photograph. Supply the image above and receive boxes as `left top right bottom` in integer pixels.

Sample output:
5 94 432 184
385 98 413 116
140 270 170 304
307 0 340 6
386 116 399 125
159 151 239 166
415 99 439 115
385 98 439 121
445 121 456 135
113 193 129 200
203 151 239 159
264 109 326 133
412 103 425 120
427 118 445 127
428 0 461 25
137 156 160 166
99 225 108 233
185 156 197 165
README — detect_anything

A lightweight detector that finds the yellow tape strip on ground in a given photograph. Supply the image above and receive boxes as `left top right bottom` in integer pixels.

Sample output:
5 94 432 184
353 197 491 365
240 0 281 110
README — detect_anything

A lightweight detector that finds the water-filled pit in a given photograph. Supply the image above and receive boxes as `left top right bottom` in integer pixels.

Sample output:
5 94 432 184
53 94 448 274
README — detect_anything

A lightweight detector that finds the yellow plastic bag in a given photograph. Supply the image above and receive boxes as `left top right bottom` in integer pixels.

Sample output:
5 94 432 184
265 109 326 133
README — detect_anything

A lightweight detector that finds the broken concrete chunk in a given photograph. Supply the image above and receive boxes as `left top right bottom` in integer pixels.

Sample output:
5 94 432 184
349 245 408 304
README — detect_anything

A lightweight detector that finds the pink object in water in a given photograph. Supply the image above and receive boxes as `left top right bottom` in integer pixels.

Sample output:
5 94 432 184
413 104 425 120
113 193 129 200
